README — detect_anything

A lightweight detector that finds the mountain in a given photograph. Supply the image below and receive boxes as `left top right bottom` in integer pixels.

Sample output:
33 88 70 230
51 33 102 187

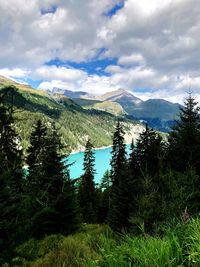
99 88 142 104
74 88 181 132
50 87 96 100
50 87 88 98
0 76 144 152
92 101 126 116
99 88 180 119
0 75 47 96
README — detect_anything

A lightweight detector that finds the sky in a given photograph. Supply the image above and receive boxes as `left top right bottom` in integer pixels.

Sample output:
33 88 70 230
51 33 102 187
0 0 200 103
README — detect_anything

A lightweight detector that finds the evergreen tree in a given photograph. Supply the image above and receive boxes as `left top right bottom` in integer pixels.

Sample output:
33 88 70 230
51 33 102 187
108 121 131 231
0 87 23 262
131 125 164 232
26 119 47 192
128 139 138 175
135 124 163 176
98 170 112 223
127 140 141 225
137 174 159 233
27 123 79 237
167 93 200 174
78 139 97 223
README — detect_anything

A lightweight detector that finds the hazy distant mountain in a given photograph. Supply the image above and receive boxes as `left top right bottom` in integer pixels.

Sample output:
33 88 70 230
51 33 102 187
98 88 180 121
51 87 96 100
99 88 142 104
48 87 181 131
51 87 88 98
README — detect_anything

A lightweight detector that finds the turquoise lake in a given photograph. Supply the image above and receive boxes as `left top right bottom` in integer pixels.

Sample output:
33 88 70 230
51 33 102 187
68 144 131 184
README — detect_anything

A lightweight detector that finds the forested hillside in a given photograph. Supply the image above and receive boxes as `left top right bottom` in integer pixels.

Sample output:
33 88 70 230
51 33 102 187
0 78 140 152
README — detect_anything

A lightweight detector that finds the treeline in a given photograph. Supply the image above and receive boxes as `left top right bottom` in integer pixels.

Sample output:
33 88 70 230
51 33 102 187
79 92 200 233
1 87 200 263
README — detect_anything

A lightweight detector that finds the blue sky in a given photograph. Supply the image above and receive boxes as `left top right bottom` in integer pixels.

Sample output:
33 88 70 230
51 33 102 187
0 0 200 103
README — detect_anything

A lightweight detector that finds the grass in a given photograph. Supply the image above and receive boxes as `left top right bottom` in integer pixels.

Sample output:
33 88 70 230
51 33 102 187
93 101 126 116
4 218 200 267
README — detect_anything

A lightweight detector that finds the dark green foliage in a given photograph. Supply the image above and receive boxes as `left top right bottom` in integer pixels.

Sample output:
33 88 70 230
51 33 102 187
0 86 24 263
26 119 47 192
127 140 141 225
167 93 200 174
78 139 97 223
27 122 79 238
166 93 200 214
135 124 163 176
109 121 132 231
137 174 160 233
97 170 112 223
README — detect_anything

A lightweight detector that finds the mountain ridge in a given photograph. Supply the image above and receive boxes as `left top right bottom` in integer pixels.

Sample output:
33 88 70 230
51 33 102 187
0 76 144 151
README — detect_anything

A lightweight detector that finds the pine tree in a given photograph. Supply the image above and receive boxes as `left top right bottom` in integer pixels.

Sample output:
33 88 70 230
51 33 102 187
26 119 47 192
167 93 200 174
137 174 159 233
0 87 23 262
136 124 163 176
108 121 132 231
78 139 97 223
27 122 79 237
127 139 141 224
98 170 112 223
167 93 200 213
128 139 138 175
132 125 163 232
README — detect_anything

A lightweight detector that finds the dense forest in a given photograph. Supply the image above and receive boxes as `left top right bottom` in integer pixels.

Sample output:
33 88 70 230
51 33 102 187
1 86 200 266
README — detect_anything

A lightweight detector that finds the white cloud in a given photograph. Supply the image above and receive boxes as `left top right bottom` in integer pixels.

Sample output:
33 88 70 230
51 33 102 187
0 68 29 78
37 67 119 95
33 65 87 82
118 53 145 66
0 0 121 67
0 0 200 103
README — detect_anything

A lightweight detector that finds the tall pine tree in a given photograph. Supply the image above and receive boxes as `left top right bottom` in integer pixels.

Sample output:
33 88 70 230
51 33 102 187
167 93 200 213
27 122 79 237
136 124 163 176
0 86 23 262
78 139 97 223
26 119 47 192
167 93 200 174
108 121 132 231
133 125 163 232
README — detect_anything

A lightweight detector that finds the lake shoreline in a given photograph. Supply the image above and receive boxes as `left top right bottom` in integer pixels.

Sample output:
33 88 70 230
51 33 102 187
69 144 113 155
69 142 132 155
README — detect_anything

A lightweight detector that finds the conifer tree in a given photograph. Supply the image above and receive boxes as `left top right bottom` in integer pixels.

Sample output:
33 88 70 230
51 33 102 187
128 139 138 175
131 125 163 232
136 124 163 176
26 119 47 192
167 93 200 174
78 139 97 223
98 170 112 223
167 93 200 213
127 140 141 222
28 123 79 237
0 87 23 262
108 121 131 231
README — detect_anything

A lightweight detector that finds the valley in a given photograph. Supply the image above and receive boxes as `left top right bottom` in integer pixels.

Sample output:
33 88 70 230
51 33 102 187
0 76 144 152
53 87 181 132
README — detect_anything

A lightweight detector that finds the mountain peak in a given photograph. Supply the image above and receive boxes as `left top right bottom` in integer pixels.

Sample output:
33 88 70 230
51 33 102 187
115 88 127 94
99 88 142 103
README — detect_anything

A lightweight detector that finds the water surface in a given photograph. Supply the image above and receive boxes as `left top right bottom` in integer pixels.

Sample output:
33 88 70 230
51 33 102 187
68 144 131 184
